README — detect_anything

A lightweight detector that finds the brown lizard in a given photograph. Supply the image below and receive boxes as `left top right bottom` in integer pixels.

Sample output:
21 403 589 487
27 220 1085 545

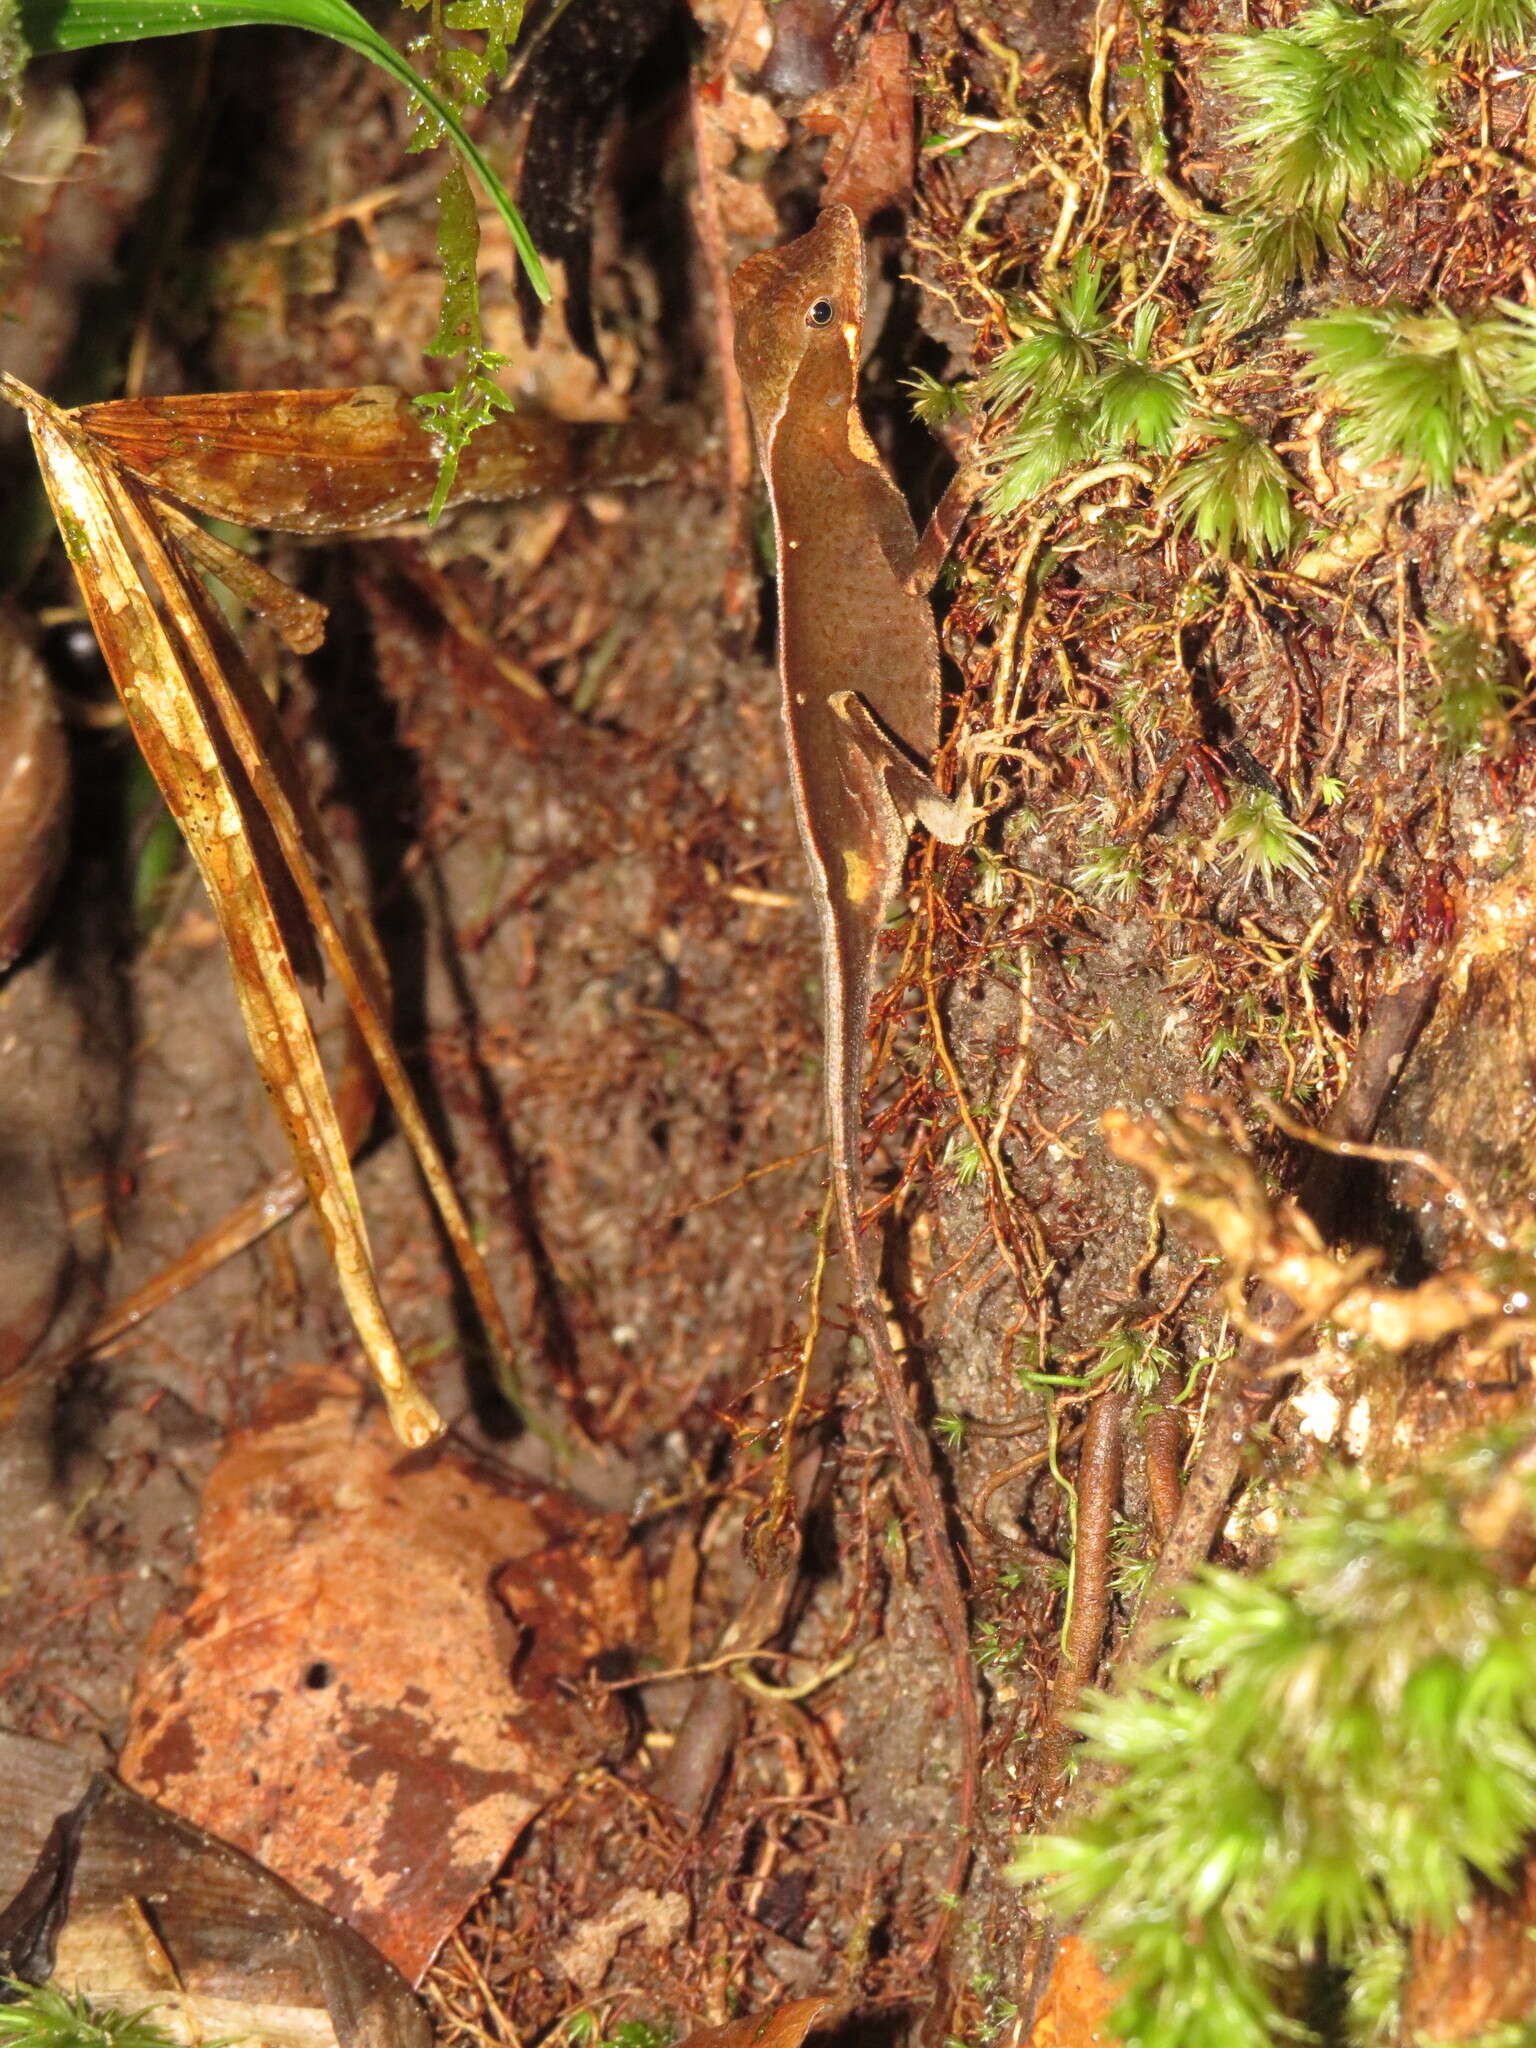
729 204 980 1856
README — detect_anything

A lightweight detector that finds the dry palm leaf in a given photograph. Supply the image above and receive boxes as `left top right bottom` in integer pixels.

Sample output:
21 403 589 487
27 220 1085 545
3 371 525 1447
17 384 677 1384
72 383 681 533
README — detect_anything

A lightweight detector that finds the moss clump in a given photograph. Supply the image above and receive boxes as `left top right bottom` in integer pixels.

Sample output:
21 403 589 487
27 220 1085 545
0 1983 179 2048
979 260 1192 516
1295 302 1536 491
1011 1440 1536 2048
1214 0 1442 217
1158 417 1299 561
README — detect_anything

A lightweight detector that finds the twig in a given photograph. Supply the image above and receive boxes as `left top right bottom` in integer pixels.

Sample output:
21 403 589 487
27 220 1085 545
1111 965 1443 1679
1026 1386 1126 1820
1120 0 1223 226
1142 1369 1185 1547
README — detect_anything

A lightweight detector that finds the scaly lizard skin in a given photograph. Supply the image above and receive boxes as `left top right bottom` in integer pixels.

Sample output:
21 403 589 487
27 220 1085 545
729 204 980 1861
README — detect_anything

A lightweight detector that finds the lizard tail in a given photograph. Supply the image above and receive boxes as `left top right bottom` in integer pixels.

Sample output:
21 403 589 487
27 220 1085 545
826 1015 981 1909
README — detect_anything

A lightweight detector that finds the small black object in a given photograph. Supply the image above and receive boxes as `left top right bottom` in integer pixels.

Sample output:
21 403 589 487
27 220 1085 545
506 0 688 372
0 1780 102 1989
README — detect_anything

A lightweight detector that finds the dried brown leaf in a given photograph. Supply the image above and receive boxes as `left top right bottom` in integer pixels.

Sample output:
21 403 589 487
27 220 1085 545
120 1367 647 1983
139 509 530 1421
74 386 681 534
5 369 555 1438
157 498 328 655
9 377 440 1442
673 1999 840 2048
2 373 466 1442
800 29 914 226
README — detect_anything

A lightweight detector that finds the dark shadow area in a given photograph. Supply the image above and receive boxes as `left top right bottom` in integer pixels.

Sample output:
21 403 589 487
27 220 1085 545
306 550 581 1441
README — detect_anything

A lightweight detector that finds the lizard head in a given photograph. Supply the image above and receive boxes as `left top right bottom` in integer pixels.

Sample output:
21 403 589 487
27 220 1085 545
728 204 865 460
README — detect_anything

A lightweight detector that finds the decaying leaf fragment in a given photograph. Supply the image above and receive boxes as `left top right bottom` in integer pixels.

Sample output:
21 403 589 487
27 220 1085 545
671 1999 840 2048
0 1727 430 2048
1 373 526 1446
120 1367 649 1983
1022 1936 1120 2048
76 385 682 534
799 27 915 226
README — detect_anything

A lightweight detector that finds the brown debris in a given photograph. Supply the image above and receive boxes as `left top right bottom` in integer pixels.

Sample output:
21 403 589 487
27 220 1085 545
120 1367 649 1981
76 387 683 536
0 1727 430 2048
800 30 917 227
553 1885 691 1994
1102 1102 1520 1358
673 1999 839 2048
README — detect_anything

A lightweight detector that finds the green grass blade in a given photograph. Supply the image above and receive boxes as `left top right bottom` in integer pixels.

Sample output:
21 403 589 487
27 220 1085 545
18 0 550 301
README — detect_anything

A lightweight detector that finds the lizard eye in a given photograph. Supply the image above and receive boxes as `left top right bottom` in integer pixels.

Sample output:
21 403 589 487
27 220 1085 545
807 297 834 327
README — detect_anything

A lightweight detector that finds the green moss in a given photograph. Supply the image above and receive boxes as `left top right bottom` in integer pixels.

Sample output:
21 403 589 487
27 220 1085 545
0 1983 180 2048
1295 301 1536 491
980 263 1191 514
1397 0 1536 58
1073 840 1145 905
1214 788 1320 895
1011 1440 1536 2048
1207 206 1344 325
1215 0 1442 217
1427 620 1518 754
1159 417 1299 561
906 369 971 427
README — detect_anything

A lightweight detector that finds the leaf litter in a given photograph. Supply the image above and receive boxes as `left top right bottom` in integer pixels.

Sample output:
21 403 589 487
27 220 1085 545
119 1365 649 1982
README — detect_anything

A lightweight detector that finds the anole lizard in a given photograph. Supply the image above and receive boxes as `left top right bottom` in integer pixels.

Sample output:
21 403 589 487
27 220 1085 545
729 205 980 1851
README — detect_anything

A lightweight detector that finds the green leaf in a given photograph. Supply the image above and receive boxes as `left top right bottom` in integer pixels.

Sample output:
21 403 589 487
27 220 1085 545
443 0 520 72
425 154 484 357
17 0 549 302
414 348 514 522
